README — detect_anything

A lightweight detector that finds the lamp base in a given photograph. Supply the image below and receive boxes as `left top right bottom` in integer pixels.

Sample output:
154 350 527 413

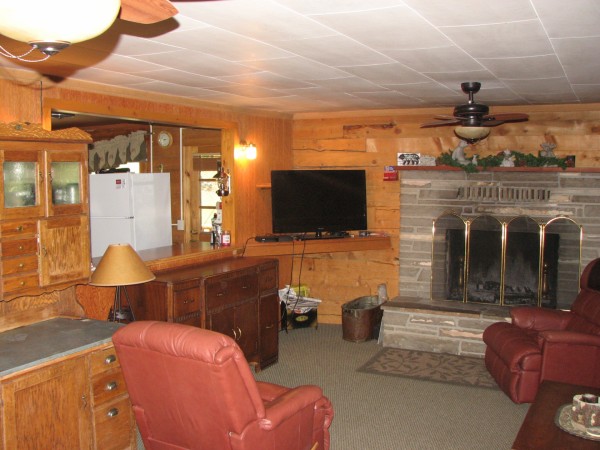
108 286 136 323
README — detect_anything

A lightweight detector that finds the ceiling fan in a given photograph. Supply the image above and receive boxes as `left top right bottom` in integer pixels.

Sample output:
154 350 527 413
421 82 529 142
120 0 179 24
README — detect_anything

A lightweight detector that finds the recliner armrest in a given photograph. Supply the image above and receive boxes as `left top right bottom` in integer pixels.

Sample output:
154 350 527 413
540 330 600 347
511 306 572 331
259 385 324 430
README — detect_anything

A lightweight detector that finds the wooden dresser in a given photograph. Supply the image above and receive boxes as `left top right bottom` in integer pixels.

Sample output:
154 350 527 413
0 318 136 450
129 257 279 371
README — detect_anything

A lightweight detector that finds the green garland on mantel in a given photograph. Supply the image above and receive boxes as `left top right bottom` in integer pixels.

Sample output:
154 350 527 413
437 150 568 173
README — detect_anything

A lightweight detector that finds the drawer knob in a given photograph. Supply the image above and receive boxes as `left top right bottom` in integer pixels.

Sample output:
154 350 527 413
16 225 23 232
216 292 224 297
183 298 195 304
18 245 24 251
107 408 119 418
18 263 24 269
106 381 118 391
19 281 25 286
104 354 117 365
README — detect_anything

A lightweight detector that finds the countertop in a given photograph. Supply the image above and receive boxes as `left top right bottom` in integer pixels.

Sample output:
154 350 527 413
0 318 123 377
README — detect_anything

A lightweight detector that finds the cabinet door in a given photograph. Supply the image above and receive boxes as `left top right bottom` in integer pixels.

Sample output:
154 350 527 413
259 292 279 367
0 149 45 220
236 299 259 359
1 357 93 450
45 150 88 217
207 306 236 339
39 215 91 286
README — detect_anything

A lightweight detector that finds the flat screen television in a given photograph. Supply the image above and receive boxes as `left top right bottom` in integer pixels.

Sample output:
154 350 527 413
271 169 367 237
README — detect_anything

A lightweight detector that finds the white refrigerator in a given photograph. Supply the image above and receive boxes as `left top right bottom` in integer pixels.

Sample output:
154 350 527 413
89 173 173 258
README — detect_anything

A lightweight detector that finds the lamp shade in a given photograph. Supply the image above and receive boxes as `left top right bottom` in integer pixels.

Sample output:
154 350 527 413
90 244 156 287
0 0 120 45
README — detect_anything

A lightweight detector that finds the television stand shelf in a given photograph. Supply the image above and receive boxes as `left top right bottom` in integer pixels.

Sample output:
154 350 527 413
243 235 391 257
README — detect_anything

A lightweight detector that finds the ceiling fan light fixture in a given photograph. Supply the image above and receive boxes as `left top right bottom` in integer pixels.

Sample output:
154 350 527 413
454 126 491 143
0 0 121 61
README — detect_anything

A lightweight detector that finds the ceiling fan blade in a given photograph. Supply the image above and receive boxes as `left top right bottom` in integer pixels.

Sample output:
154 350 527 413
420 119 461 128
484 113 529 122
482 120 505 127
433 114 457 120
120 0 179 24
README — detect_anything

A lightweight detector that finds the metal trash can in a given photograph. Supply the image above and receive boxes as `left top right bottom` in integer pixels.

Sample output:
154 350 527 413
341 295 385 342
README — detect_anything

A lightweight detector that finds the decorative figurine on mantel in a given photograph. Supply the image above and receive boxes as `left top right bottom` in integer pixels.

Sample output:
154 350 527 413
540 142 557 158
451 140 470 165
501 149 515 167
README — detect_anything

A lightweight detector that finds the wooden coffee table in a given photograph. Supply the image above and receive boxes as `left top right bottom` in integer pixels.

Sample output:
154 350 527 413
513 380 600 449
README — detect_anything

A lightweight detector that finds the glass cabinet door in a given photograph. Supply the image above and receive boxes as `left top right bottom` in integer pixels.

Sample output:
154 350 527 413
0 150 45 219
47 150 87 216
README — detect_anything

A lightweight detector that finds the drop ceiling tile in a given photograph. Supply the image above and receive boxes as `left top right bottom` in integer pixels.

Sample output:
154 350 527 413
242 57 350 80
176 0 333 43
502 78 576 96
383 46 482 73
350 90 426 107
382 82 459 99
274 35 395 67
478 55 565 80
553 37 600 84
274 0 404 15
572 84 600 102
339 63 429 84
150 26 294 62
91 54 167 74
311 77 387 92
134 50 259 77
531 0 600 38
66 67 158 86
134 69 234 88
404 0 537 26
219 72 314 89
207 84 289 98
120 81 227 99
312 5 450 50
441 21 553 58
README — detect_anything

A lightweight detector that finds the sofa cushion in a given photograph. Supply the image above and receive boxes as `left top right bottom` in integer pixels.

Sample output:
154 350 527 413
569 288 600 333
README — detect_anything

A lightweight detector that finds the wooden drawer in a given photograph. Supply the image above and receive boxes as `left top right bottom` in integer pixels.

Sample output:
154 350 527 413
2 273 39 293
92 368 128 406
93 396 133 450
90 346 121 376
259 266 277 291
0 220 37 238
205 272 258 311
173 287 201 320
1 237 37 257
2 254 38 275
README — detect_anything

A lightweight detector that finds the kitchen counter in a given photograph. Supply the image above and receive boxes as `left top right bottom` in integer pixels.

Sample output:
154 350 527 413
0 317 122 377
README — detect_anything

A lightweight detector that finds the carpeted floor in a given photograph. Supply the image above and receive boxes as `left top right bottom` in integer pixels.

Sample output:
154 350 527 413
358 347 498 389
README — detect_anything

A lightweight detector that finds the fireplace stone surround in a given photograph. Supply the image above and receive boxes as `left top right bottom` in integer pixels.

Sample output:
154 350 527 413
381 167 600 357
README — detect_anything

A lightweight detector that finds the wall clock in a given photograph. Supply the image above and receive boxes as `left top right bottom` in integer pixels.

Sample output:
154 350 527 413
157 131 173 148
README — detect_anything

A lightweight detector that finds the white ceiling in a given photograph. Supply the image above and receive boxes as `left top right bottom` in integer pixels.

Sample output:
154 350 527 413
2 0 600 114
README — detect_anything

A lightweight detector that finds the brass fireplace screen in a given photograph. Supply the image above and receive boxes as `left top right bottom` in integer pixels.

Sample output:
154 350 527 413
430 212 583 309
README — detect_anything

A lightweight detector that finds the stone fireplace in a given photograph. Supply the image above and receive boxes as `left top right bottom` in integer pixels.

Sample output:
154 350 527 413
381 167 600 357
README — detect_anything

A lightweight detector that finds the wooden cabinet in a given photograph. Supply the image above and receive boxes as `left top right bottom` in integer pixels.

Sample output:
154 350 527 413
131 257 279 371
0 319 136 450
0 134 91 300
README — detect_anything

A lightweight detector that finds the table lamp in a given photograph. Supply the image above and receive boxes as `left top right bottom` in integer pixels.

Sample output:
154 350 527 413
90 243 156 322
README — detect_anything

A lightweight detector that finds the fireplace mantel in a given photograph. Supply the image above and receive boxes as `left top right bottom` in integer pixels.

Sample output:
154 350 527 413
393 165 600 173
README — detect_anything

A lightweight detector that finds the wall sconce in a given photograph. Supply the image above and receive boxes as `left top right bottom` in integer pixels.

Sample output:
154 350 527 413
235 140 257 160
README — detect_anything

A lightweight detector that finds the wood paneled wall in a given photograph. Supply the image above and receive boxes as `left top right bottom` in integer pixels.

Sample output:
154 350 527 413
292 103 600 323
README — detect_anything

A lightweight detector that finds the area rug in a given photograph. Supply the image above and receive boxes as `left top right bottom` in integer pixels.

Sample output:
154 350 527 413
358 347 498 389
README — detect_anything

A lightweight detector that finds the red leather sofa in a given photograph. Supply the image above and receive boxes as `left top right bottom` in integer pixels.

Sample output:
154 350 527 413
483 258 600 403
112 321 334 450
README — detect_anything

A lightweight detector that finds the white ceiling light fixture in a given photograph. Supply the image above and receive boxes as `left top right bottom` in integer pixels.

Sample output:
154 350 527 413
454 126 491 144
0 0 121 62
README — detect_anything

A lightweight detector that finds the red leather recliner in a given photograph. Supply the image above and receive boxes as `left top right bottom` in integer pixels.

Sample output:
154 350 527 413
483 257 600 403
112 321 334 450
